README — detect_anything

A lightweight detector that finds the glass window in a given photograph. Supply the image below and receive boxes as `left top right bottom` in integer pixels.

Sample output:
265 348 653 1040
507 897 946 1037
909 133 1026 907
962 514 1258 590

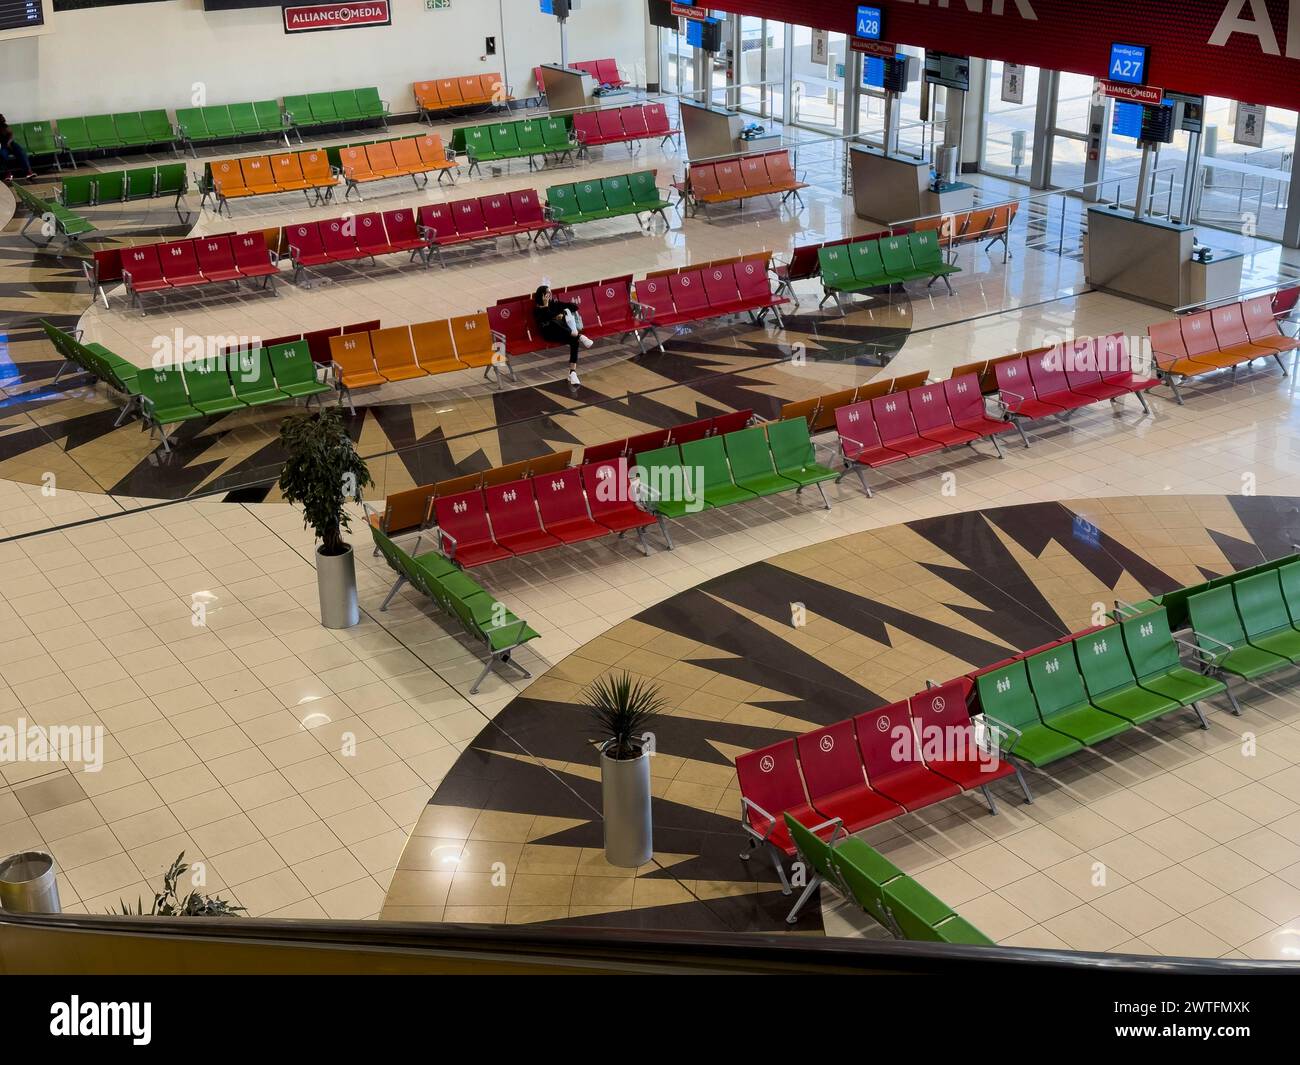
1048 71 1096 188
790 25 848 130
737 16 782 120
1196 98 1297 242
856 44 926 155
661 22 695 100
982 61 1040 181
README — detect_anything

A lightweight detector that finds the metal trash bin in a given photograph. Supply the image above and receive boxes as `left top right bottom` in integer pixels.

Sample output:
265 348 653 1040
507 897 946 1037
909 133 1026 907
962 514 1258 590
936 145 960 187
0 851 61 914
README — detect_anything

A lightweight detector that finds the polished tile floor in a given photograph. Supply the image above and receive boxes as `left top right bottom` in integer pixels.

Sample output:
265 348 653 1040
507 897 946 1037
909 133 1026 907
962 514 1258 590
382 495 1300 961
4 115 1300 950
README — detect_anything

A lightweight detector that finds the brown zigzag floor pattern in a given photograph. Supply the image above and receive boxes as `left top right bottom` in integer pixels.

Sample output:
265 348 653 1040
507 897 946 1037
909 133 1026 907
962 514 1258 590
381 495 1300 960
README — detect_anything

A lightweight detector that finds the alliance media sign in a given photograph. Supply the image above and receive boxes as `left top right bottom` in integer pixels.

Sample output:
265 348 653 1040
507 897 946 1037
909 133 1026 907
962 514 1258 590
283 1 391 33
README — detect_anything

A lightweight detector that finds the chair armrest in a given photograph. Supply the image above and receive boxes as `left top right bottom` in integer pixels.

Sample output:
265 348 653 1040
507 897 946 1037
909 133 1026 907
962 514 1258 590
812 438 838 462
436 527 458 560
1178 633 1230 667
809 817 847 848
631 300 655 323
976 712 1021 757
1112 599 1144 619
740 796 777 837
484 614 533 650
996 388 1024 413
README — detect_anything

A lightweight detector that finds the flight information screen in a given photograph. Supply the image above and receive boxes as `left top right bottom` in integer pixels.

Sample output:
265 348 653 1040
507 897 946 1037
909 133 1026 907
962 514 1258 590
0 0 44 30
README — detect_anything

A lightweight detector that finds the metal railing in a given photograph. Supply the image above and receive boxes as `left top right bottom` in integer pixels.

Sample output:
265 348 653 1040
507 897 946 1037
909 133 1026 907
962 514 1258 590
887 166 1183 259
2 908 1290 975
1173 277 1300 315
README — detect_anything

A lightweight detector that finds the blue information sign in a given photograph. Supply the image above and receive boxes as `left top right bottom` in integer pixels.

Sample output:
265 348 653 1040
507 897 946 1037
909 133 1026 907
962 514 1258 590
855 5 882 40
862 56 885 89
1111 100 1143 139
1108 42 1148 85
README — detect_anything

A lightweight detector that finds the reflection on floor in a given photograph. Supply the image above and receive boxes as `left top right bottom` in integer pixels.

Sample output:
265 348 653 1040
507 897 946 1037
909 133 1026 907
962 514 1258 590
4 109 1300 954
385 495 1300 960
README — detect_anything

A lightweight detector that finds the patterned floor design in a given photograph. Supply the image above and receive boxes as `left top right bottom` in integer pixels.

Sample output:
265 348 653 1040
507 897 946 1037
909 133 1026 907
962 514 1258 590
381 495 1300 959
0 216 907 506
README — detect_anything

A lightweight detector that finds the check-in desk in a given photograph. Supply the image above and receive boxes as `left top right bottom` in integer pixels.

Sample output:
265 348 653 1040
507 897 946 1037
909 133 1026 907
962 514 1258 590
539 65 594 113
1085 206 1242 310
848 145 973 225
679 100 743 161
1186 250 1245 306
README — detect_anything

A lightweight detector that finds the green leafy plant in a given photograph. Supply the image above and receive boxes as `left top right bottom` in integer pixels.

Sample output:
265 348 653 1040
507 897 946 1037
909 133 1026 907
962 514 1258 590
111 853 245 917
581 671 667 760
278 407 374 556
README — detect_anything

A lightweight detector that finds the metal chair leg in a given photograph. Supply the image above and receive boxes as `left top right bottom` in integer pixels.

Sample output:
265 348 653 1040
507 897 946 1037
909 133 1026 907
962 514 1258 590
380 575 407 611
785 874 821 924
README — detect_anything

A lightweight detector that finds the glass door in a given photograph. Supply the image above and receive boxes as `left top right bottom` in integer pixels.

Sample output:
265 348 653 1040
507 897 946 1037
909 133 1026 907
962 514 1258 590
790 24 848 130
661 22 695 100
1048 71 1097 188
856 44 925 155
737 15 782 120
981 61 1040 182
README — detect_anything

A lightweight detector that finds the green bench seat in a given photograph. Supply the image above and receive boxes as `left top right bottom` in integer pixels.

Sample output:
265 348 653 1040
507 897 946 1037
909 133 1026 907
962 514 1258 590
635 422 836 527
14 184 94 241
546 170 673 233
1102 611 1218 728
60 163 189 209
634 445 701 519
370 522 539 694
767 415 838 508
1024 644 1133 747
1190 585 1292 684
821 231 963 312
15 121 63 167
453 117 571 175
681 436 756 509
785 813 993 943
976 660 1084 768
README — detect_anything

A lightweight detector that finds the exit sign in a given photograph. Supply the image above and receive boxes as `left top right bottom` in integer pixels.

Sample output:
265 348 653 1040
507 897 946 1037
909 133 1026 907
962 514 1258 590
426 0 450 8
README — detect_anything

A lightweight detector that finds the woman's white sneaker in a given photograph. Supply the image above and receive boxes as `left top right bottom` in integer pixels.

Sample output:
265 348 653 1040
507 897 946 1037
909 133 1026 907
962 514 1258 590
579 335 594 349
568 369 580 385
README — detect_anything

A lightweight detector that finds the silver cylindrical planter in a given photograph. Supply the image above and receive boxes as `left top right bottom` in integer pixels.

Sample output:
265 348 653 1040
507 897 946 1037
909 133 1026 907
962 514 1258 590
316 544 359 629
0 851 61 913
600 747 653 868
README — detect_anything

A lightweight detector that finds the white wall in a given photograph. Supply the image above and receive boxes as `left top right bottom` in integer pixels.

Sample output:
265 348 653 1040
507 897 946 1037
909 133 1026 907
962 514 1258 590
1 0 650 122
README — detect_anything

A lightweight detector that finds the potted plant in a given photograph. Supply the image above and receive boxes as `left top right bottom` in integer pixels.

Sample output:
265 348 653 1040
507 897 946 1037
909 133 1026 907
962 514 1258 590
112 853 245 917
278 408 373 629
581 671 666 868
